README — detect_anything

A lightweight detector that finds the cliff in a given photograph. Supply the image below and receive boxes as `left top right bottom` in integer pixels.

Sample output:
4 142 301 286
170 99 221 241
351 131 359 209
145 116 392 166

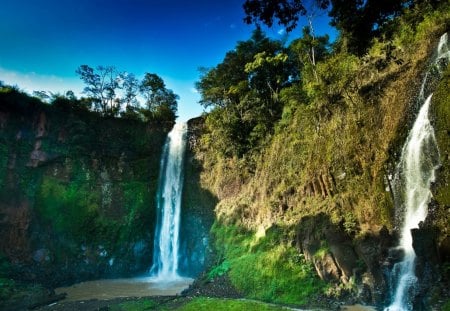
0 90 169 286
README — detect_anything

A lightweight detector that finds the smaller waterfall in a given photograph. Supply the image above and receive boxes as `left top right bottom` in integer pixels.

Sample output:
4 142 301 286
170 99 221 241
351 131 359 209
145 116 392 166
150 122 187 280
385 33 448 311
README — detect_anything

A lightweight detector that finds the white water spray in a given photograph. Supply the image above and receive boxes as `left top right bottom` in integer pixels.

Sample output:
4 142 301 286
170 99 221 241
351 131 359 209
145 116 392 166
150 122 187 280
385 33 448 311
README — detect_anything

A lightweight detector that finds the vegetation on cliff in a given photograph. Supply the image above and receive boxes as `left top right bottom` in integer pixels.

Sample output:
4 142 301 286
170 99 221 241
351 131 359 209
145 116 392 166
193 0 450 306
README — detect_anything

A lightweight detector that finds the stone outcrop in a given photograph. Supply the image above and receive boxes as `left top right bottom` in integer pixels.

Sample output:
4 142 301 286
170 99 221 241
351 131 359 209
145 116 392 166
295 213 396 306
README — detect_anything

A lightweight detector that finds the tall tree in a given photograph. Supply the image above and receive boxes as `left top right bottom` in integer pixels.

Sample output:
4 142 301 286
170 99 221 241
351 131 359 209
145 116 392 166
196 29 294 156
76 65 121 115
120 72 140 108
140 73 178 121
289 27 329 83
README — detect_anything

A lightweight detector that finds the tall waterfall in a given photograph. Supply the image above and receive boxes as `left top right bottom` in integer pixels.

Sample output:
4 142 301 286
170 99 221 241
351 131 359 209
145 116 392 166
385 33 449 311
150 122 187 280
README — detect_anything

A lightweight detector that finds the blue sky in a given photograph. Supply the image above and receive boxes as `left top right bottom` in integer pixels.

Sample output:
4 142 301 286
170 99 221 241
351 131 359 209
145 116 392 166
0 0 334 121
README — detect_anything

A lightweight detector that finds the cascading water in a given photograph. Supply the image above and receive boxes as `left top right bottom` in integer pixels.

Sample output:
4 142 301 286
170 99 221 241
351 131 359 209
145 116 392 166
150 122 187 280
385 33 449 311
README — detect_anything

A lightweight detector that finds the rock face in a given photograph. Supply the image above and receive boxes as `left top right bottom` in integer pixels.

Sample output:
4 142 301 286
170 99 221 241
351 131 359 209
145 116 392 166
178 117 217 277
0 91 169 286
295 213 396 306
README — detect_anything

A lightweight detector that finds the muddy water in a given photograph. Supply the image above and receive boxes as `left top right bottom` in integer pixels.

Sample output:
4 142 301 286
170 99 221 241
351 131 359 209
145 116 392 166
55 277 193 301
340 305 377 311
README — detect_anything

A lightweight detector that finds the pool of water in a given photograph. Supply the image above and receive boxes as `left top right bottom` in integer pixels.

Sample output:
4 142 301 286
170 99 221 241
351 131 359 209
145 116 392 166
55 277 193 301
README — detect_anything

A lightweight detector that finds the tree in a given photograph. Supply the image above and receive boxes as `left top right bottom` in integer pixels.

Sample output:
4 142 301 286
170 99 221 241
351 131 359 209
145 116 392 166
243 0 413 55
196 29 294 157
243 0 307 31
120 72 140 108
76 65 121 115
289 27 330 83
140 73 178 122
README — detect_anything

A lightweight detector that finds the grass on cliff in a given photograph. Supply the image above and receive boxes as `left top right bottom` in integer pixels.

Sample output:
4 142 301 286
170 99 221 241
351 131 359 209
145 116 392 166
110 299 158 311
430 65 450 241
210 223 325 306
108 297 291 311
198 1 450 235
179 297 288 311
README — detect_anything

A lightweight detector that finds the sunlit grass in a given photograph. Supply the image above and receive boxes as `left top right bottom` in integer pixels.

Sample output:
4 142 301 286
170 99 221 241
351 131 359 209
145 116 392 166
178 297 288 311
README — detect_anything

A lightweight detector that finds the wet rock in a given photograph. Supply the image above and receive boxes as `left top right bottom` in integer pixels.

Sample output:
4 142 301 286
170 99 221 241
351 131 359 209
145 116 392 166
354 227 395 304
182 274 242 299
33 248 51 264
411 221 441 309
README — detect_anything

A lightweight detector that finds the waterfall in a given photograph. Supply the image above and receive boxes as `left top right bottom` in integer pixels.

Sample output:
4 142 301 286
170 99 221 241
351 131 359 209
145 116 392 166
150 122 187 280
385 33 449 311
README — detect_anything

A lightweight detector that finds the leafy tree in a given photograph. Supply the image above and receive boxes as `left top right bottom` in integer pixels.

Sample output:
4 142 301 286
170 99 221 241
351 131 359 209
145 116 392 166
119 72 140 108
327 0 407 54
243 0 423 55
32 90 51 102
243 0 307 31
197 29 294 157
289 27 330 83
76 65 121 115
140 72 178 122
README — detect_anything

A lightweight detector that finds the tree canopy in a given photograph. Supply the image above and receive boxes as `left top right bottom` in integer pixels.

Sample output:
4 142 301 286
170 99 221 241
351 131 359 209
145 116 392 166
196 29 295 157
243 0 433 55
75 65 177 123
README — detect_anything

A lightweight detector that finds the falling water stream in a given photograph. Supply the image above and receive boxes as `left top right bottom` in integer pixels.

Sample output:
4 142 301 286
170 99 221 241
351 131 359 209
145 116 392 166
150 122 187 280
385 33 449 311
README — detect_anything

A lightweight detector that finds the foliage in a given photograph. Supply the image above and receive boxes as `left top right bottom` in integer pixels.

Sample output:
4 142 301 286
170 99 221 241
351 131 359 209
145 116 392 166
0 278 16 301
179 297 287 311
140 73 178 121
243 0 307 32
243 0 442 55
110 299 157 311
207 260 230 280
443 300 450 311
0 255 12 279
75 65 177 122
430 65 450 239
36 176 103 242
198 0 450 231
211 224 324 305
196 29 295 157
76 65 121 115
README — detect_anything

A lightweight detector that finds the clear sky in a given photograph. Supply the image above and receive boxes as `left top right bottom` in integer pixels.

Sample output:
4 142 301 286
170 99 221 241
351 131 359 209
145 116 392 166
0 0 334 121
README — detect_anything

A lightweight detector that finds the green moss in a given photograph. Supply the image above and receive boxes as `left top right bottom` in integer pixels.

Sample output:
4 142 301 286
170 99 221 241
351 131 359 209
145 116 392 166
443 300 450 311
178 297 288 311
211 224 324 306
432 66 450 204
208 260 230 280
0 253 12 278
36 176 100 240
110 299 157 311
430 65 450 239
0 278 15 301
